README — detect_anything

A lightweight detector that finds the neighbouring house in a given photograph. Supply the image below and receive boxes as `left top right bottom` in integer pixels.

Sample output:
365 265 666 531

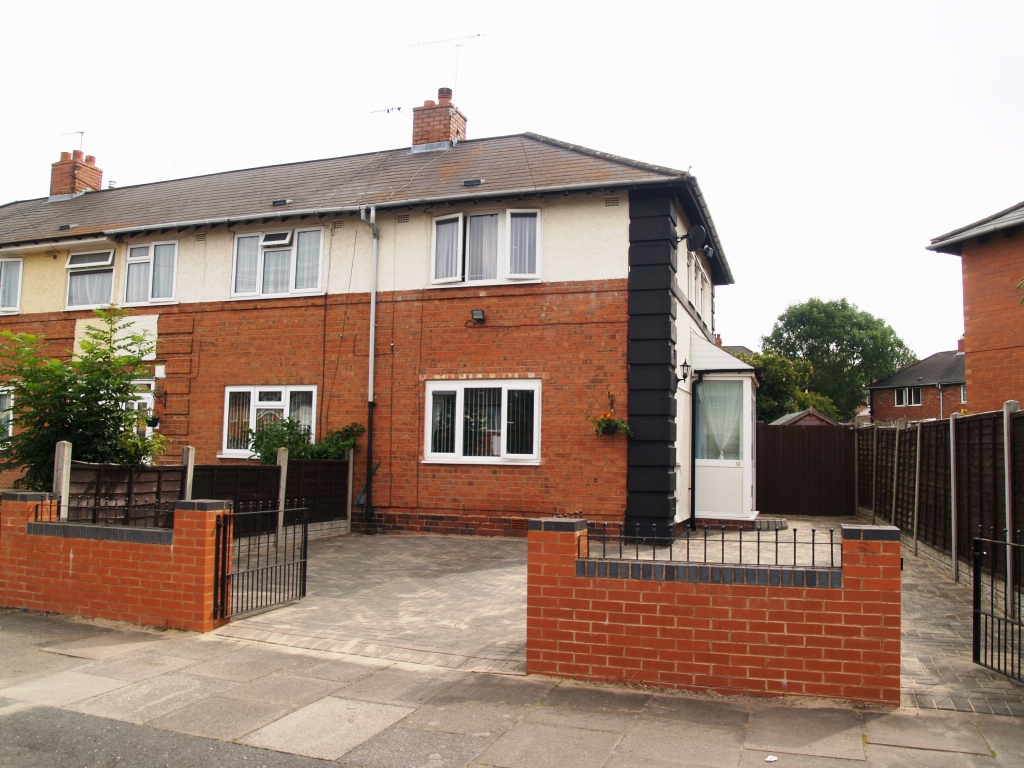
0 87 757 536
866 348 966 421
769 408 838 427
928 200 1024 413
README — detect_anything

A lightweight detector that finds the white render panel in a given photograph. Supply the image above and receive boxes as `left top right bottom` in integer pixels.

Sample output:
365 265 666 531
74 313 157 361
691 331 753 372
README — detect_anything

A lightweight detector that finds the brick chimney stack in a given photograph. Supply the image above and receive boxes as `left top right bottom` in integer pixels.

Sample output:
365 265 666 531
50 150 103 198
412 87 467 147
958 336 965 352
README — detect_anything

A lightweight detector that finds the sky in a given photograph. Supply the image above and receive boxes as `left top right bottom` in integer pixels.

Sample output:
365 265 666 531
2 0 1021 358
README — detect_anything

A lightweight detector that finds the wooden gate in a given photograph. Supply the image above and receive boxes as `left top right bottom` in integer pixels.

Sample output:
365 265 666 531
756 424 856 517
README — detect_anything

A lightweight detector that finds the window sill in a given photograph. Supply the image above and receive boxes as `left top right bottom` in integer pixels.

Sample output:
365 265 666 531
63 304 115 312
217 452 258 460
122 300 180 308
226 291 326 302
421 458 540 466
427 278 541 290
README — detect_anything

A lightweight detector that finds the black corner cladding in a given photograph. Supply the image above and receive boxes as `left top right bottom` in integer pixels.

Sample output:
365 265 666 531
627 189 679 538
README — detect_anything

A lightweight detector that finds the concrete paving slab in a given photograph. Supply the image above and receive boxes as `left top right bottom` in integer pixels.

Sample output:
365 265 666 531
79 650 196 681
614 718 745 767
298 655 390 683
540 681 651 712
240 697 413 761
644 694 751 728
220 674 343 708
337 724 491 768
0 670 128 707
474 721 621 768
331 664 464 707
603 758 691 768
436 673 555 707
864 744 1001 767
523 704 636 733
0 611 112 645
975 715 1024 766
66 671 230 724
864 709 990 754
403 700 526 738
153 634 241 661
184 643 296 682
0 649 91 689
745 706 865 761
147 695 295 741
41 630 163 660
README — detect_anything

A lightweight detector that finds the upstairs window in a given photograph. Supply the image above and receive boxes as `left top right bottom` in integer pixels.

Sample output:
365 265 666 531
0 388 12 437
424 379 541 464
430 209 541 286
66 251 114 308
0 257 22 313
232 228 323 298
125 242 177 304
222 385 316 455
895 387 922 406
961 384 967 404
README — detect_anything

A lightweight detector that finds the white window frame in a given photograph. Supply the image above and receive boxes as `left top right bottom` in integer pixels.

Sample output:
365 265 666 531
895 386 922 407
220 385 318 457
961 384 967 404
0 387 12 437
122 240 178 306
0 256 23 314
505 209 542 280
422 378 541 465
65 250 115 309
429 209 543 288
230 227 325 299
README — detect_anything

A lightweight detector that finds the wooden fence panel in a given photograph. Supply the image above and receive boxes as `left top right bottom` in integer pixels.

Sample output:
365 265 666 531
285 459 350 524
955 412 1005 563
755 424 855 517
857 427 874 509
1014 411 1024 539
893 426 918 531
68 462 185 506
191 465 280 509
918 420 952 554
874 428 896 523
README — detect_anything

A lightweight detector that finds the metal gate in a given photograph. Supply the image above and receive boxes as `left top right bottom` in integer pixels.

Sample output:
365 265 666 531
214 505 309 620
973 532 1024 682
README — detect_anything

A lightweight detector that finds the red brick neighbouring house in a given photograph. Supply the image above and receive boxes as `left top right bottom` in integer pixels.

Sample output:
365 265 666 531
867 349 966 422
929 201 1024 413
0 88 760 536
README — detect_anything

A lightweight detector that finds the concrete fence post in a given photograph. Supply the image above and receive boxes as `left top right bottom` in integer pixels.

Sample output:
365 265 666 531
1004 400 1019 615
950 412 960 582
913 423 922 557
52 441 72 520
181 446 196 501
276 447 289 546
346 447 354 531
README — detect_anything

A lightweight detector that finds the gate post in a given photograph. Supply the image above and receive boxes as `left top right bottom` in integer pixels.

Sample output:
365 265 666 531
181 446 196 501
52 441 72 520
950 412 960 582
1003 401 1019 615
276 447 289 548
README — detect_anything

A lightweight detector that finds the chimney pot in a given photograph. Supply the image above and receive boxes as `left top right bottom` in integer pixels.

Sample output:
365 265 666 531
60 151 72 162
72 149 84 161
85 155 96 166
423 100 436 107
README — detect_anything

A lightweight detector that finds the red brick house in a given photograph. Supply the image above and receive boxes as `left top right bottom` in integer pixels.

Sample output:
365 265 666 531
866 349 966 422
0 88 756 537
928 200 1024 413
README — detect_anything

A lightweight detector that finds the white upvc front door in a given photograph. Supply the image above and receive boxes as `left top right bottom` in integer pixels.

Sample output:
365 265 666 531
694 373 758 520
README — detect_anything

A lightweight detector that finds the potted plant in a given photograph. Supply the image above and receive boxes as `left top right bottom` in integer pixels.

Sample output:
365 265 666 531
591 411 632 436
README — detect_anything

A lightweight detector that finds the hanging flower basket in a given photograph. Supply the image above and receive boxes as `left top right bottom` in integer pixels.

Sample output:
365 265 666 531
146 416 160 428
590 412 632 437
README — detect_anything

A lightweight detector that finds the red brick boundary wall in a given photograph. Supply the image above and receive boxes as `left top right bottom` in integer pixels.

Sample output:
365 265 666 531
0 493 229 632
526 518 901 706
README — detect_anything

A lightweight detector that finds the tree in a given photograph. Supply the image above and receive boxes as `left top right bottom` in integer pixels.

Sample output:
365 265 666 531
248 418 365 465
761 298 916 420
734 351 840 423
0 307 166 490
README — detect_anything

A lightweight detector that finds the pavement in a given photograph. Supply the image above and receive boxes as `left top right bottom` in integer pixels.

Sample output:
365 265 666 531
2 528 1024 766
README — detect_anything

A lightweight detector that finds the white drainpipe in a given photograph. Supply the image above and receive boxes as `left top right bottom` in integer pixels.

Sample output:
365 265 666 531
359 205 380 529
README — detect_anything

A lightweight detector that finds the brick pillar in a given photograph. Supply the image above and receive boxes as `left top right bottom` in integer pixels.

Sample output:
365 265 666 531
839 524 902 706
0 493 56 608
526 517 587 675
172 500 231 633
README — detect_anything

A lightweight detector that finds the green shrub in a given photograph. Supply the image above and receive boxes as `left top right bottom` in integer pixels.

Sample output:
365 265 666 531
248 419 365 465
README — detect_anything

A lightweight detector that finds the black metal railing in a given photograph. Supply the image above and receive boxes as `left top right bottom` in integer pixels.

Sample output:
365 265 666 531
214 504 309 620
973 528 1024 683
583 522 842 568
35 497 176 528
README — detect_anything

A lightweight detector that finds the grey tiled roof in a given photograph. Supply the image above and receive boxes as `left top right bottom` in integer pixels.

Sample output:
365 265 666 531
928 200 1024 254
867 351 965 390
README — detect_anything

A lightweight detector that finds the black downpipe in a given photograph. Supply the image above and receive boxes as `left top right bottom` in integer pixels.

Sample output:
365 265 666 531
689 373 703 531
364 402 375 532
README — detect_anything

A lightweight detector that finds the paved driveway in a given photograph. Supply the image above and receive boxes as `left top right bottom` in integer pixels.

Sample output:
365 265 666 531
218 534 528 674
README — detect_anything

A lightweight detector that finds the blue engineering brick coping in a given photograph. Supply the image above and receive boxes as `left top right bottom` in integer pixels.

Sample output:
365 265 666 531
25 521 173 546
575 557 843 589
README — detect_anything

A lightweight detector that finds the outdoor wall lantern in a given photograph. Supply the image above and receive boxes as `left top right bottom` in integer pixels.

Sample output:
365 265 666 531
679 360 691 382
470 309 486 324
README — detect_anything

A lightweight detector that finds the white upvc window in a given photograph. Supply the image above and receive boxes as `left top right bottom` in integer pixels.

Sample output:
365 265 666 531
124 241 177 305
961 384 967 404
0 388 12 437
231 228 324 298
0 257 23 313
221 385 317 456
895 386 922 407
423 379 541 465
66 250 114 309
429 209 542 287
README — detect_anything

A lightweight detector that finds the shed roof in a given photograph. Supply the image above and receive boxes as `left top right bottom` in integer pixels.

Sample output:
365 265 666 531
928 199 1024 255
0 132 734 284
867 351 965 390
770 408 839 426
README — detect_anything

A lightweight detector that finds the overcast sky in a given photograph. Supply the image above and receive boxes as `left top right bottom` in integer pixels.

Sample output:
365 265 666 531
3 0 1021 358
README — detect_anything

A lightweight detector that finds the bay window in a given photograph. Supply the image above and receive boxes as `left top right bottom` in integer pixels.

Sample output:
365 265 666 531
430 209 541 286
232 228 323 298
66 251 114 308
125 242 177 304
0 257 22 312
222 385 316 455
424 379 541 464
